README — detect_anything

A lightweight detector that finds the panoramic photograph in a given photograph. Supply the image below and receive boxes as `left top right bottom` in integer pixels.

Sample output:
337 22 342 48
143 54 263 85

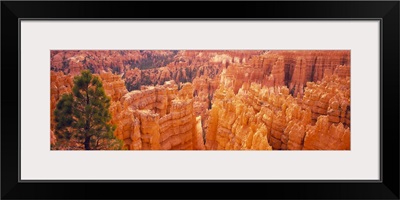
50 50 350 150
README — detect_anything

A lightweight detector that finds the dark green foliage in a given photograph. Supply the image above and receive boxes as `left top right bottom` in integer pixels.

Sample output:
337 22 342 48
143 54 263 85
138 72 152 87
53 70 119 150
130 51 178 70
62 56 70 74
111 66 120 74
87 64 95 74
125 81 141 91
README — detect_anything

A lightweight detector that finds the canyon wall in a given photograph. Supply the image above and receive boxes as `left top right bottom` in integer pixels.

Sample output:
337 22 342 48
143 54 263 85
51 50 265 138
51 50 174 75
224 50 350 97
51 50 264 89
205 68 350 150
51 50 351 150
123 50 263 91
110 81 205 150
301 69 350 126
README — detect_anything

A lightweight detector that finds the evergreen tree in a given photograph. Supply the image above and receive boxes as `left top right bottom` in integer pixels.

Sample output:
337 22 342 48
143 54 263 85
54 70 117 150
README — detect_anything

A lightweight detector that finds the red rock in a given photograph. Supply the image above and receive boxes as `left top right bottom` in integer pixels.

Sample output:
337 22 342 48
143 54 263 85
51 50 350 150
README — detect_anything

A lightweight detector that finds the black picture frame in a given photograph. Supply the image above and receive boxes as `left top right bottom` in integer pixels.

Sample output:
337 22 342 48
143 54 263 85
1 1 399 199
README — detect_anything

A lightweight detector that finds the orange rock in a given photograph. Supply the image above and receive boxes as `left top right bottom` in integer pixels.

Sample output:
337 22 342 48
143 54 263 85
50 130 56 146
220 50 350 97
205 68 350 150
51 50 350 150
302 75 350 127
303 116 350 150
109 81 206 150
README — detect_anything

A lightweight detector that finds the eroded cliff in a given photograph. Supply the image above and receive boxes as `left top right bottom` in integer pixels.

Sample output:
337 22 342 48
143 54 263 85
224 50 350 97
205 67 350 150
51 50 351 150
111 81 205 150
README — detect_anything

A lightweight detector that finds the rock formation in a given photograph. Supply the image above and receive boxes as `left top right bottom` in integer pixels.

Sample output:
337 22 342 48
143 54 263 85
51 50 158 74
301 73 350 126
223 50 350 97
51 50 351 150
205 68 350 150
303 116 350 150
111 81 205 150
51 71 206 150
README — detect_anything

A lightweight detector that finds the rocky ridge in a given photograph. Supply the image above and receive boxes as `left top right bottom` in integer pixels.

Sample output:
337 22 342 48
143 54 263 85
205 67 350 150
51 50 351 150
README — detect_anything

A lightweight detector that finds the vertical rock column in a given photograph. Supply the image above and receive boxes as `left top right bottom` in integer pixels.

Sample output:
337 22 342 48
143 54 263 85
303 116 350 150
137 110 161 150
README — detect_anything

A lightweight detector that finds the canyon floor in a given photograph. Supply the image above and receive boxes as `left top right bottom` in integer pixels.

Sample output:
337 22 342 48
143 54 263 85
50 50 350 150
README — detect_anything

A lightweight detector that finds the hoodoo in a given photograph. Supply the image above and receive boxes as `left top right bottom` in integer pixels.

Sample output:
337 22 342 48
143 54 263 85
51 50 350 150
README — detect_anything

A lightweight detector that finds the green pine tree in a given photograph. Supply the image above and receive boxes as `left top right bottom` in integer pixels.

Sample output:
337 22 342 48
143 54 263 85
54 70 118 150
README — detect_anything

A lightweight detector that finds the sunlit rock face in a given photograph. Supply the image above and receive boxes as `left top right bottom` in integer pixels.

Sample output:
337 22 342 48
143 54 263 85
223 50 350 97
111 81 205 150
51 50 350 150
301 72 350 126
205 65 350 150
303 116 350 150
